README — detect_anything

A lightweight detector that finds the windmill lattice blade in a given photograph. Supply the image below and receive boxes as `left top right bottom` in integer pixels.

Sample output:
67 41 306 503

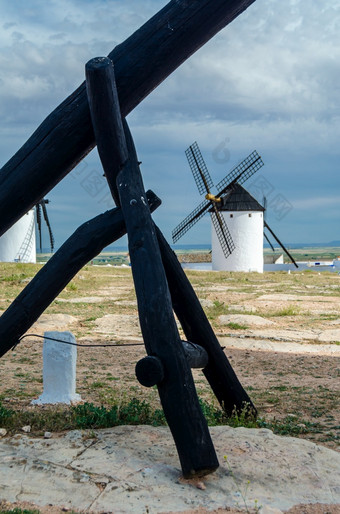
211 206 235 259
185 142 214 195
41 200 55 252
172 198 210 243
36 203 42 251
216 150 264 195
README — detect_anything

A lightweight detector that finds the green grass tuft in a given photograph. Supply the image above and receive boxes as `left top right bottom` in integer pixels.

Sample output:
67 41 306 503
226 322 249 330
271 305 300 316
0 508 40 514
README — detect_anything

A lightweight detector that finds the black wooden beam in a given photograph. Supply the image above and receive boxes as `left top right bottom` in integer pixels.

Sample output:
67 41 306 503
0 191 161 359
135 341 208 387
264 220 299 268
85 57 219 478
0 0 256 237
155 225 256 417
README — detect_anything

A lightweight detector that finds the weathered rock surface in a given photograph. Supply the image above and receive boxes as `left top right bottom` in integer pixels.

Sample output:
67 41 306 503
220 336 340 356
228 305 257 313
0 426 339 513
219 314 275 327
31 313 78 331
57 296 107 303
318 328 340 342
94 313 142 340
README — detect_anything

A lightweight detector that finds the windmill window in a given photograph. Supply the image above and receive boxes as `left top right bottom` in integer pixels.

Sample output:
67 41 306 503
248 213 252 217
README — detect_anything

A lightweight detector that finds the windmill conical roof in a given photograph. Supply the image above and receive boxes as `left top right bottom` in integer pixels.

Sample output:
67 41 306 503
218 183 264 212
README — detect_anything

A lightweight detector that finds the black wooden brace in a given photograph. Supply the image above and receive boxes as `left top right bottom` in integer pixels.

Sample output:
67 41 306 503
0 191 161 358
0 0 256 237
86 56 219 478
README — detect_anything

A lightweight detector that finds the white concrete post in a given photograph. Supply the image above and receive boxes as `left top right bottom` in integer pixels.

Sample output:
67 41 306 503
32 331 81 405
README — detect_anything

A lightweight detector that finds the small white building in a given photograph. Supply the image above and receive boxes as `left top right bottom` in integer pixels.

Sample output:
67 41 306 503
0 210 36 263
211 184 264 272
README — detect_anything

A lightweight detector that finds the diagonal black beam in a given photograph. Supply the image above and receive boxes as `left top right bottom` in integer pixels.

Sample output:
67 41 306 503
0 190 161 358
156 225 256 417
0 0 256 237
264 220 298 268
86 56 219 477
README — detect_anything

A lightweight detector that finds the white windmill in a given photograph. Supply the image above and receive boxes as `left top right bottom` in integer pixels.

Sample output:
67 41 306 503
0 209 36 263
210 183 265 272
172 142 298 272
0 199 55 263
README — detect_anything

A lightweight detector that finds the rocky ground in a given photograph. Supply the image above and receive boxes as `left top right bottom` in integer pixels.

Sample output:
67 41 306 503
0 262 339 512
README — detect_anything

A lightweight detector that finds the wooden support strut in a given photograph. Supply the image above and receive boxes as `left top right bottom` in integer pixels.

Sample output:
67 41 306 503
85 57 219 478
135 341 208 388
0 0 256 237
0 191 161 358
155 226 257 416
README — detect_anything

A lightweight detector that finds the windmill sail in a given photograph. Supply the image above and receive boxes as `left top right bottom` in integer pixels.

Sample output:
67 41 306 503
215 151 263 195
211 205 235 258
172 145 263 263
36 202 42 251
35 199 55 253
185 142 213 195
264 220 298 268
172 198 210 243
41 200 55 252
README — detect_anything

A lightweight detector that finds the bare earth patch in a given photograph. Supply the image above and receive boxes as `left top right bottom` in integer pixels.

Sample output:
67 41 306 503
0 263 339 512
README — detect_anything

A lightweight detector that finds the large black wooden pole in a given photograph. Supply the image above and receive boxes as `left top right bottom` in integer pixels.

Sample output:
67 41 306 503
0 191 161 359
0 0 256 237
155 226 256 416
86 57 218 477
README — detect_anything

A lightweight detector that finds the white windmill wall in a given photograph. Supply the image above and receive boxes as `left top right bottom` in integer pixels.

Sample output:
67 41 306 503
0 210 36 263
212 211 263 272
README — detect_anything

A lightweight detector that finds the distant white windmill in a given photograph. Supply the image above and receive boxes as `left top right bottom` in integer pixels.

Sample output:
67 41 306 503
0 209 36 263
210 183 265 272
172 142 298 272
0 199 55 263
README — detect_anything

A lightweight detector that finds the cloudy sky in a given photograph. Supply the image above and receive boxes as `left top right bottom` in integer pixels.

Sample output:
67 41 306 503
0 0 339 250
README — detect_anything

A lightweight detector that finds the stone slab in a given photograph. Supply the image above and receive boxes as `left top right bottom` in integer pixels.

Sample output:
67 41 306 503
0 426 339 513
318 328 340 343
219 314 275 327
31 314 78 331
219 337 340 356
94 313 142 340
57 296 108 303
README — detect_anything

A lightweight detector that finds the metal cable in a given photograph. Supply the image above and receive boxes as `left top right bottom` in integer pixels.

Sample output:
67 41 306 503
14 333 144 350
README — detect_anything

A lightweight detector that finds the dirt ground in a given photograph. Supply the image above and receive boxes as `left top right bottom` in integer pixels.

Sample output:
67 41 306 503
0 263 339 513
1 263 339 450
0 500 339 513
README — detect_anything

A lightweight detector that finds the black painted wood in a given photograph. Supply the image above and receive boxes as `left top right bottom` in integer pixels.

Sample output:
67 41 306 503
135 356 164 387
155 225 257 417
0 191 161 359
182 341 209 369
136 342 208 387
85 57 219 477
0 0 256 236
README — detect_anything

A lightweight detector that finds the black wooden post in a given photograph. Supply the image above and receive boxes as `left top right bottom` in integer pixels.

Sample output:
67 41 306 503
0 191 161 359
85 57 219 477
0 0 256 236
155 225 256 416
